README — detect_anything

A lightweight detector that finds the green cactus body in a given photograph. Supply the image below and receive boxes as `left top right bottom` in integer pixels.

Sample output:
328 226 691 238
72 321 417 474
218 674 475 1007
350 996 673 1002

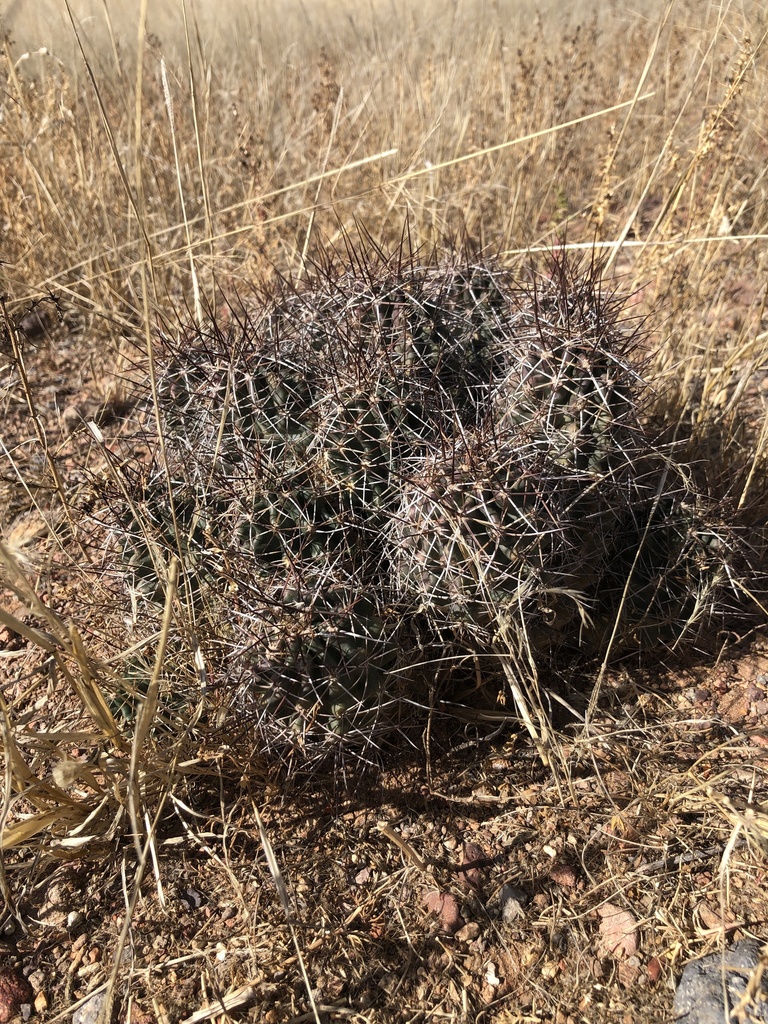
251 586 401 736
103 246 744 752
312 390 397 511
391 440 607 649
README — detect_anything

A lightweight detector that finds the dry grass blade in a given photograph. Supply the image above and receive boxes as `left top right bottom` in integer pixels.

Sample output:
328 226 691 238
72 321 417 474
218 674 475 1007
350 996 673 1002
252 801 323 1024
377 823 428 873
127 556 178 860
0 542 124 745
160 56 202 323
67 623 123 744
18 147 399 302
392 91 656 184
179 983 259 1024
0 541 66 637
60 0 153 280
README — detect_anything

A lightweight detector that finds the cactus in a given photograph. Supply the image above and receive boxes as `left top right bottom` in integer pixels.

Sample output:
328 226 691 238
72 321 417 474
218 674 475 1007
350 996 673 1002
243 583 403 738
104 244 745 753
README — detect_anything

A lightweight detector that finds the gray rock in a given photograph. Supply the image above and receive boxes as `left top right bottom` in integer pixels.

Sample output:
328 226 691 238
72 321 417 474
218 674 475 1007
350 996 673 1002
72 990 107 1024
498 883 528 924
673 938 768 1023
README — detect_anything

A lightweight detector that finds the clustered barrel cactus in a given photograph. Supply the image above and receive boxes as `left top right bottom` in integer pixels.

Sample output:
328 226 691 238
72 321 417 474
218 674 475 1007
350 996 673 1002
109 246 742 750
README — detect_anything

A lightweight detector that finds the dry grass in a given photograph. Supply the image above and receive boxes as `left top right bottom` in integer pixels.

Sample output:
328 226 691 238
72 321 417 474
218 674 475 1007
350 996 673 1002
1 0 768 1021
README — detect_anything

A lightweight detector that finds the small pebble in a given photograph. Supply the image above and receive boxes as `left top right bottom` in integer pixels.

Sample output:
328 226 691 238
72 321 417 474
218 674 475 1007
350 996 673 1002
618 956 641 989
745 682 763 702
455 922 481 942
378 973 398 995
549 862 578 888
499 884 528 923
647 956 663 984
541 960 559 980
67 911 84 932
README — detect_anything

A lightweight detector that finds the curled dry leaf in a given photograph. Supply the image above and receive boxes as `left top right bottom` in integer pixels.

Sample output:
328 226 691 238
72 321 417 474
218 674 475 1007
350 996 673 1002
0 967 33 1023
423 890 464 934
499 883 528 924
597 902 638 959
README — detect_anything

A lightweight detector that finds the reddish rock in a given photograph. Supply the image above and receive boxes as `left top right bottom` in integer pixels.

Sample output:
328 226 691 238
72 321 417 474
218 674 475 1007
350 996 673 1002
550 862 578 889
0 967 33 1023
423 890 464 934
